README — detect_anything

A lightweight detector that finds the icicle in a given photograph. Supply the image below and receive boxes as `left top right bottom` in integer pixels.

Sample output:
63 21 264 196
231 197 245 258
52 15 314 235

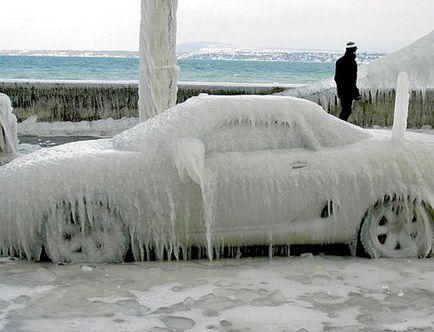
392 72 410 143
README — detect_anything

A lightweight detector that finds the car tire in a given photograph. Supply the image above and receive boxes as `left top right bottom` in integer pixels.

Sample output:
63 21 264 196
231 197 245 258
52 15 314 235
44 198 129 263
360 196 433 258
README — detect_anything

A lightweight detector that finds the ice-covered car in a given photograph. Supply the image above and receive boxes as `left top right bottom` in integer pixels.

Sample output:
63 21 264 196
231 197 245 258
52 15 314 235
0 95 433 263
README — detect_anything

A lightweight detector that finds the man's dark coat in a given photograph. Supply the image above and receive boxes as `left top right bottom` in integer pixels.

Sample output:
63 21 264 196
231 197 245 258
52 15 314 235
334 51 360 100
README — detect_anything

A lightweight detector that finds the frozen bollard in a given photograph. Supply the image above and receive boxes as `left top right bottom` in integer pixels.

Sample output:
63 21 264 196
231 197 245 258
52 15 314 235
391 72 410 143
0 93 18 154
139 0 179 122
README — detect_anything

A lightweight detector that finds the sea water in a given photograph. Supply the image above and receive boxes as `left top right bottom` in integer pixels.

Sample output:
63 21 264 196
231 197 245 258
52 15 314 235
0 55 334 84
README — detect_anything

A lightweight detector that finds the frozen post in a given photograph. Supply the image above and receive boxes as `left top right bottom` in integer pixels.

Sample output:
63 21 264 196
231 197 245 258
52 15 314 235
391 72 410 143
0 93 18 154
139 0 179 122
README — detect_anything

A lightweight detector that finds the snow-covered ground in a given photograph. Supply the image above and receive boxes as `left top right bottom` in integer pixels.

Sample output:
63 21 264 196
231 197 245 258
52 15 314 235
1 256 434 331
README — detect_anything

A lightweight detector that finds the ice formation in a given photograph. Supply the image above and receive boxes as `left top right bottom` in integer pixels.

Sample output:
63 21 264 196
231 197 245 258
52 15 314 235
3 257 434 331
0 93 18 154
17 116 139 137
0 95 433 263
359 30 434 91
392 72 410 143
139 0 179 121
281 78 336 113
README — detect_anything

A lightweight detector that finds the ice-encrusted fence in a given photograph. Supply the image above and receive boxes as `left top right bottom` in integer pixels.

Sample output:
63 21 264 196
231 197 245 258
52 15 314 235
0 82 286 123
303 88 434 128
1 81 432 128
0 82 139 122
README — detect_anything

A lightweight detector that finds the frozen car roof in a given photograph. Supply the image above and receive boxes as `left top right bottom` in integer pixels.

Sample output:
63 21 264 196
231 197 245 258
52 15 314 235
113 95 372 153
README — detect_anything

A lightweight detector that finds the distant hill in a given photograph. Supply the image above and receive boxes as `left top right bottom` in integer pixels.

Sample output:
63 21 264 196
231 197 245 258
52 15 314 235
178 50 384 64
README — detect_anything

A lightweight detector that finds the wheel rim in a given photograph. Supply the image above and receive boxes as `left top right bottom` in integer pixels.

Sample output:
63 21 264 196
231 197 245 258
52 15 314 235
374 205 419 252
362 198 433 258
45 199 128 263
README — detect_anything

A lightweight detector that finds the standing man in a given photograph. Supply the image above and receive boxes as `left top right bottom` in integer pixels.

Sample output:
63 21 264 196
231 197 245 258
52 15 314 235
334 41 361 121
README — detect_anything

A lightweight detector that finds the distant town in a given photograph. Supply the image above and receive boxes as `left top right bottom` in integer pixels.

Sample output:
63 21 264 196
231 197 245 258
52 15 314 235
177 50 384 64
0 43 386 64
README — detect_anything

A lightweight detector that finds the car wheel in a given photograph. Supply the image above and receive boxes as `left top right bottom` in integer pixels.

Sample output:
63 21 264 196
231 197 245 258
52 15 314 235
44 198 129 263
360 197 433 258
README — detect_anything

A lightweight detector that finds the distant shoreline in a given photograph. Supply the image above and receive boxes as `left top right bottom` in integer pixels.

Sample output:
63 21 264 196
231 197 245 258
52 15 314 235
0 51 384 64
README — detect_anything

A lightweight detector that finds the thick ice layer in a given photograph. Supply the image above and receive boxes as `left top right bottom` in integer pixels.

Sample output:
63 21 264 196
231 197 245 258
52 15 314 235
392 72 410 143
281 81 336 115
0 93 18 154
139 0 179 121
2 258 434 331
0 95 433 262
359 30 434 91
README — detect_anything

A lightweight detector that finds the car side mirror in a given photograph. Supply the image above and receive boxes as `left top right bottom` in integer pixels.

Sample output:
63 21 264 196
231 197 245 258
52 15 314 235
171 138 205 189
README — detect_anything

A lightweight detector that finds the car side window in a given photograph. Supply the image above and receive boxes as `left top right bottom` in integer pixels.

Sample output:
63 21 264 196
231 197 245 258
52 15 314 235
200 119 316 154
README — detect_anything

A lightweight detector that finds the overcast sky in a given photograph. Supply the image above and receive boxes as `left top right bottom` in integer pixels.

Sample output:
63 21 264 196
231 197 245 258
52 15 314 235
1 0 434 52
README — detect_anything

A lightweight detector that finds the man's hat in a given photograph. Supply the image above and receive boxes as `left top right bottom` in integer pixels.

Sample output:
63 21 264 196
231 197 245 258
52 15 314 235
346 41 358 50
